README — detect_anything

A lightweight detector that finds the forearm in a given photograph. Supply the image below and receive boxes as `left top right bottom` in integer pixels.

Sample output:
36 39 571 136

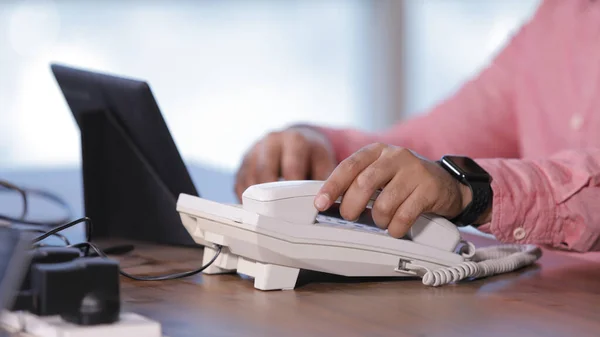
475 149 600 252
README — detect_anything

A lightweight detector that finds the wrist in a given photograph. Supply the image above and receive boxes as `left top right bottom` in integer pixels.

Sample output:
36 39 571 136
439 155 493 227
458 181 493 225
459 183 472 211
476 202 493 224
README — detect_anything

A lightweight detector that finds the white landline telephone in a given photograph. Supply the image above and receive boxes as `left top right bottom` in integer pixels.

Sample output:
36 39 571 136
176 180 542 290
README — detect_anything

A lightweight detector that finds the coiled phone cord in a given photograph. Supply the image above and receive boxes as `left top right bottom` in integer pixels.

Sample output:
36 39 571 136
405 242 543 287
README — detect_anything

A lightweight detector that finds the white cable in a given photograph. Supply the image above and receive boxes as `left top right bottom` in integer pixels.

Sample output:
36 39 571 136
408 243 542 287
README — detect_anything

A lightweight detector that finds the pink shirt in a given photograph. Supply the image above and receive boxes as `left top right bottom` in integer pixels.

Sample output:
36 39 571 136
317 0 600 253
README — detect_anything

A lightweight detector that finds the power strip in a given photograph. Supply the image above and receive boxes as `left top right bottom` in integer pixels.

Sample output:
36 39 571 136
1 311 162 337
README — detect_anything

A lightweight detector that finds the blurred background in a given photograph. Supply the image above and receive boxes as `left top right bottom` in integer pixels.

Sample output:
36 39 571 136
0 0 540 174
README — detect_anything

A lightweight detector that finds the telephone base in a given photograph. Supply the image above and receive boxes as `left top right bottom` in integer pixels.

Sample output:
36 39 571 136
177 190 542 290
178 195 467 290
201 247 300 290
202 246 237 275
236 257 300 291
1 311 162 337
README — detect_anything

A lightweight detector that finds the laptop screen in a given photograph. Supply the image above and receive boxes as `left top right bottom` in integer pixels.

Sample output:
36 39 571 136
0 226 32 313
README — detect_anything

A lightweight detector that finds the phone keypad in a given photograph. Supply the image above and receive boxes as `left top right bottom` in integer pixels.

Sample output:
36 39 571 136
315 215 389 236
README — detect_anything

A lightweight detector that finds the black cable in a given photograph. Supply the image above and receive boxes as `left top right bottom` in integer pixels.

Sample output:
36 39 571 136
21 187 73 225
71 241 223 281
0 180 27 220
0 180 72 227
32 217 92 243
0 181 212 279
27 228 71 246
86 244 135 257
32 217 92 256
32 216 222 282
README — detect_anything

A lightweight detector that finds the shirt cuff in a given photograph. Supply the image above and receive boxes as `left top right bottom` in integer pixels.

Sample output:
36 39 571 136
474 158 560 247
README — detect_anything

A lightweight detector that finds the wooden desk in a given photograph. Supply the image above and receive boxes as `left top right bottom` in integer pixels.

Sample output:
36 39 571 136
2 166 600 337
108 236 600 337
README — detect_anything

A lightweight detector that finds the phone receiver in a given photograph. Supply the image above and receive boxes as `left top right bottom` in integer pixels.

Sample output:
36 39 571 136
241 180 461 251
242 180 377 224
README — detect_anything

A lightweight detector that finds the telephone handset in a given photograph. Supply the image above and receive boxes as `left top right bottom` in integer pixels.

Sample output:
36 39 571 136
176 180 542 290
241 180 462 252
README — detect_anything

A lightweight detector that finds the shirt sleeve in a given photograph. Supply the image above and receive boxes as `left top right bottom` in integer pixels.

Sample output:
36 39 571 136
315 6 540 164
475 149 600 252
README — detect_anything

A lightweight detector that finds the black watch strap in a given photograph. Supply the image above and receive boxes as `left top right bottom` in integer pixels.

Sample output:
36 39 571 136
451 181 493 227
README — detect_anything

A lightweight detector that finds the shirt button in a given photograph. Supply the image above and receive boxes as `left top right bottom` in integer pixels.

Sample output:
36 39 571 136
570 114 583 130
513 227 526 240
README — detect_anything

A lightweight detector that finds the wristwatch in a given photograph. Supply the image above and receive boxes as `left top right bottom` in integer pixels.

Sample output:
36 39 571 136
438 155 493 227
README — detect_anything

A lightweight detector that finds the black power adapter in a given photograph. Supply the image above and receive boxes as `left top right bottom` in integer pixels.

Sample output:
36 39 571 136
12 246 82 312
4 215 220 328
11 246 121 326
31 257 121 325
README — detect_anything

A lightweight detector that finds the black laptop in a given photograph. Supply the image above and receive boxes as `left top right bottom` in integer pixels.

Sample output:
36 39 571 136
0 226 32 334
50 64 200 247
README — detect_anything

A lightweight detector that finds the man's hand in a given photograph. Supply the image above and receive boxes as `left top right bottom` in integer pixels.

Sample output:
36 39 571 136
234 126 337 201
313 143 484 238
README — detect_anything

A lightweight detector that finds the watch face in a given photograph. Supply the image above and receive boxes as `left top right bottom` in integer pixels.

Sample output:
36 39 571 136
441 156 490 182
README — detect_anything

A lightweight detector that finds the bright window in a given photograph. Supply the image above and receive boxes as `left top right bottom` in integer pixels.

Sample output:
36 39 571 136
402 0 541 117
0 0 371 173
